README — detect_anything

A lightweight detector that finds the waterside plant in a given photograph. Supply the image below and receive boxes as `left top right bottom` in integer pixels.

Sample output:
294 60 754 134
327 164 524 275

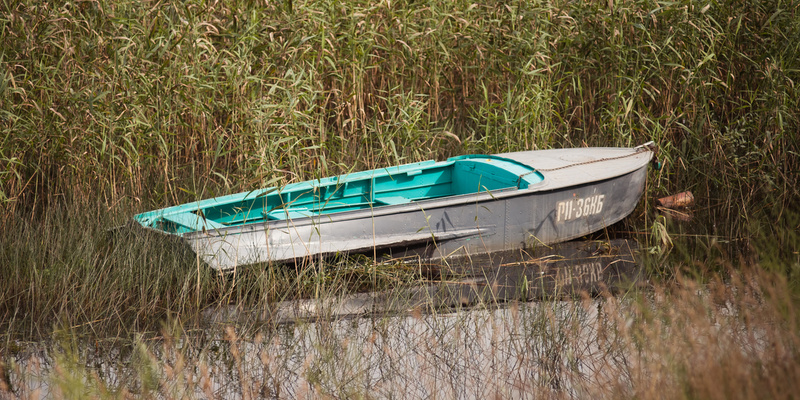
3 265 800 399
1 0 799 372
2 0 797 216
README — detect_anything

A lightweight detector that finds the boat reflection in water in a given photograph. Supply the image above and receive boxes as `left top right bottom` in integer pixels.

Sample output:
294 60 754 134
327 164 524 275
208 238 643 325
421 237 642 307
8 239 645 398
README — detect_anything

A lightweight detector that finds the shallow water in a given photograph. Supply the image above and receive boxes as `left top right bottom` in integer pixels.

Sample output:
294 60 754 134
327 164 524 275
3 239 648 398
8 300 628 398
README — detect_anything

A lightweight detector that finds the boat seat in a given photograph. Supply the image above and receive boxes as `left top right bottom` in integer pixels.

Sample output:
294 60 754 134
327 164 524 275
375 195 412 206
264 208 314 220
162 212 226 231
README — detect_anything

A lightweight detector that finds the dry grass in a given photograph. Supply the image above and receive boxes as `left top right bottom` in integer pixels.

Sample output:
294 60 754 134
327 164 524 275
2 266 798 399
1 0 797 216
0 1 798 393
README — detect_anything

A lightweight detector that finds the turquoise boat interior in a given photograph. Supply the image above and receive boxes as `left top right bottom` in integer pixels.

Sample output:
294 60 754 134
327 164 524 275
134 155 544 234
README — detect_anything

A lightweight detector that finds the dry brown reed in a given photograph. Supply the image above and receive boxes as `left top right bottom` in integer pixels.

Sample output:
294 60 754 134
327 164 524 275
1 1 798 388
1 265 797 399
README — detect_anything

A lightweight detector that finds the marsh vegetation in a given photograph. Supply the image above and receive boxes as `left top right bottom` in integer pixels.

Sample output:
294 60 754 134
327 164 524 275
1 0 799 397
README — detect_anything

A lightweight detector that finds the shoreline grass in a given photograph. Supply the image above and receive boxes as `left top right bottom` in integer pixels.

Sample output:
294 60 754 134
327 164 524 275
1 0 797 215
0 197 436 341
3 265 799 399
1 0 798 351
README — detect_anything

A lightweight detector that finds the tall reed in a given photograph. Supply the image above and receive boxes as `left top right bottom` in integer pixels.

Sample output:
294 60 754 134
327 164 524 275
1 0 798 340
2 0 796 216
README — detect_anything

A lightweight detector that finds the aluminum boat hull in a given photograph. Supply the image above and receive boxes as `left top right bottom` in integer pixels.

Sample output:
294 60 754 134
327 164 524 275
136 145 654 271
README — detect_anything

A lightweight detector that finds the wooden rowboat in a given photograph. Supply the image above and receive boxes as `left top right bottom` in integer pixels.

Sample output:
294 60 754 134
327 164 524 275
134 143 655 271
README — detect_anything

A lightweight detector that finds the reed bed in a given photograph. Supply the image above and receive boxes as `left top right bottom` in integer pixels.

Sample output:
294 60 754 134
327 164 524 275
0 199 426 341
1 0 798 350
2 0 797 213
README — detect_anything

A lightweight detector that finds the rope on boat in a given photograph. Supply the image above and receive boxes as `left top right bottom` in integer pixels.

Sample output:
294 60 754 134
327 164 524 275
516 141 656 185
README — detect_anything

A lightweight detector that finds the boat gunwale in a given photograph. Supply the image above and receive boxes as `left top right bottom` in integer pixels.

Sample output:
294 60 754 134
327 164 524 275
133 146 653 239
135 155 543 229
182 160 651 240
